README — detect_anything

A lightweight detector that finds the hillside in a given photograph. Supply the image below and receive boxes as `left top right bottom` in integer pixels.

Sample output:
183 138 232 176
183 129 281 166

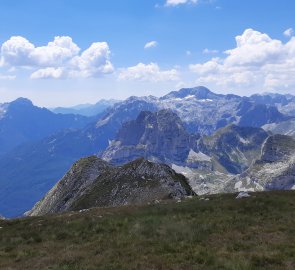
27 156 193 216
226 135 295 192
1 191 295 269
263 119 295 138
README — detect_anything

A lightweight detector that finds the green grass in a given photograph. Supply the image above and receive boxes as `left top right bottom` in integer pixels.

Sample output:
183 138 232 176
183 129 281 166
0 191 295 269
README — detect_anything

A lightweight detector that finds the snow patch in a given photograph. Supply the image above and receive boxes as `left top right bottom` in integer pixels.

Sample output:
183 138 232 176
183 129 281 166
239 137 249 144
187 149 211 162
234 181 243 190
196 99 213 102
184 95 195 100
236 192 251 199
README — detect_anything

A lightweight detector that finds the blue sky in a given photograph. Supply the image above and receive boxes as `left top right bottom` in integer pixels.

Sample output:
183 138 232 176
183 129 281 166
0 0 294 107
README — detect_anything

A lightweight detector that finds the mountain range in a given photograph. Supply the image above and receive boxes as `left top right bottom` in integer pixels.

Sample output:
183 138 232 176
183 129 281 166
0 86 295 217
0 98 92 156
51 99 119 116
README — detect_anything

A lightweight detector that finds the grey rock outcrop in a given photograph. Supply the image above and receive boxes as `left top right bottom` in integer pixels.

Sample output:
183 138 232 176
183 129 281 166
26 156 112 216
263 119 295 138
226 135 295 192
101 111 271 195
198 124 270 174
27 156 194 216
102 109 198 166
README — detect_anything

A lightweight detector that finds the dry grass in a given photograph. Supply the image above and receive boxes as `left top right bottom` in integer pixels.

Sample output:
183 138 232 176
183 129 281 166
0 191 295 269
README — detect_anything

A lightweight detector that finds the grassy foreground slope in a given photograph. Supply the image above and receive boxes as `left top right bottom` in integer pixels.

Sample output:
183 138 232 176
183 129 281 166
1 191 295 270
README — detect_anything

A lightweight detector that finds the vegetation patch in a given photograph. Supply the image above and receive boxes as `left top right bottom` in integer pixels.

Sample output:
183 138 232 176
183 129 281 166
0 191 295 269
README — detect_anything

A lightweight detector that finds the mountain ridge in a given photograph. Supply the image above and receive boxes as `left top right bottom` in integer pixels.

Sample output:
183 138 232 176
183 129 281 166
27 156 194 216
0 86 294 217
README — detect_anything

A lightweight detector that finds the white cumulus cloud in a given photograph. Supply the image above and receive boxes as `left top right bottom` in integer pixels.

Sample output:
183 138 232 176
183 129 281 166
30 67 65 79
118 62 179 82
189 28 295 93
165 0 198 6
0 74 16 80
203 48 219 54
69 42 114 78
144 41 158 49
0 36 114 79
1 36 35 67
284 28 294 37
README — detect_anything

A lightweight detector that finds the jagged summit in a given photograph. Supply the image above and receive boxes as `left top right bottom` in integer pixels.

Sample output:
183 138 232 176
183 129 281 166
102 109 196 166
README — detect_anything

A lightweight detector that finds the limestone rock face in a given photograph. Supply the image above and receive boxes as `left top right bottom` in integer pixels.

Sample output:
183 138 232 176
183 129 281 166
102 109 198 166
198 124 270 174
226 135 295 192
27 157 194 216
263 119 295 138
101 111 272 196
260 135 295 162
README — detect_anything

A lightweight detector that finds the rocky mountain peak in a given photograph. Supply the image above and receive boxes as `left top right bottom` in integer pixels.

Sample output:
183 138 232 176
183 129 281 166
28 157 194 216
102 109 195 165
237 99 289 127
9 97 34 107
162 86 220 100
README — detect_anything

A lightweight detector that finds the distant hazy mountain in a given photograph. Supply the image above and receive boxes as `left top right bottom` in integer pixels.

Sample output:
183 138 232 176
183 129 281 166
249 92 295 116
27 156 194 216
159 86 288 133
0 97 159 217
52 99 119 116
0 98 92 156
0 86 293 217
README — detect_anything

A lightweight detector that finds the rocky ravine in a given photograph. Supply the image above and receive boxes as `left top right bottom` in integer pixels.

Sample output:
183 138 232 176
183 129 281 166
263 119 295 138
27 156 194 216
226 134 295 192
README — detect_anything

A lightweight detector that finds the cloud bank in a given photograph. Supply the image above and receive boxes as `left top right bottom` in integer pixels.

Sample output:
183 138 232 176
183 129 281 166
284 28 294 38
190 28 295 92
144 41 158 49
165 0 198 7
118 63 179 82
0 36 114 79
